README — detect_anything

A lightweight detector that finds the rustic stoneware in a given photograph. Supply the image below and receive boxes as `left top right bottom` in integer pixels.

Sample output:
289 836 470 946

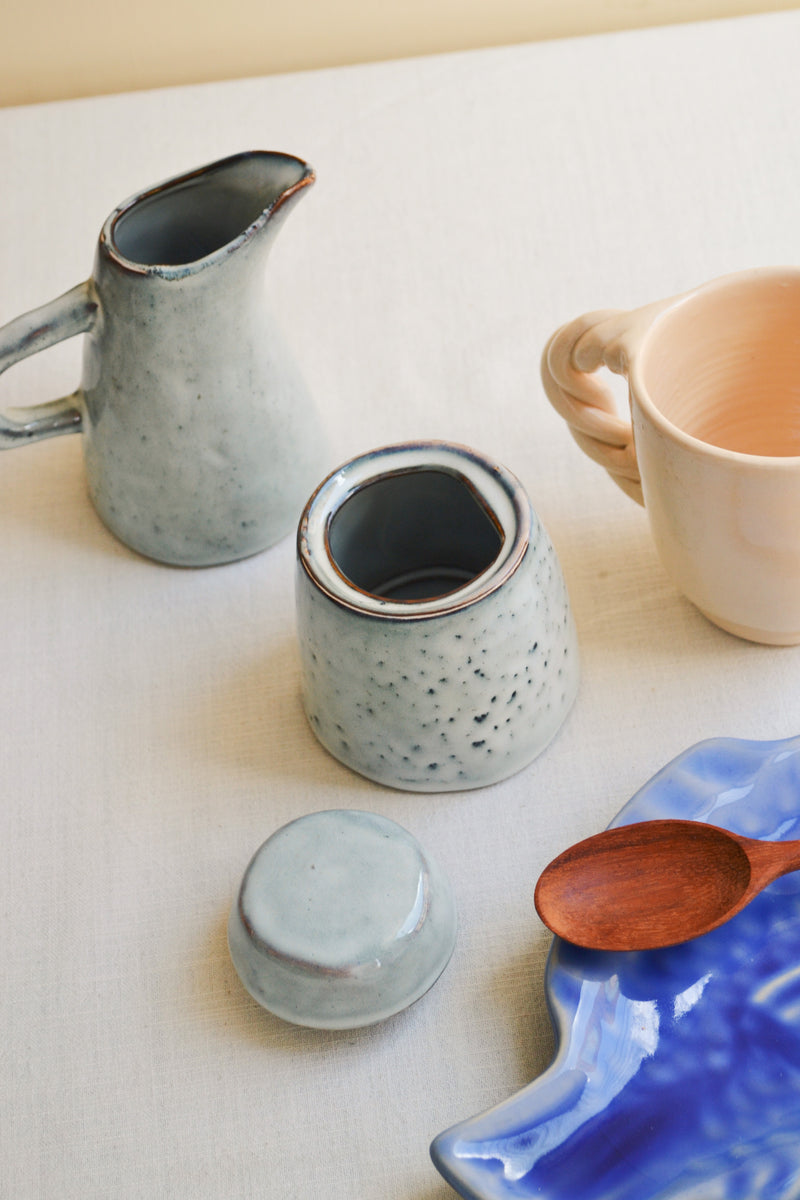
0 151 327 566
542 267 800 644
228 809 457 1029
296 441 580 792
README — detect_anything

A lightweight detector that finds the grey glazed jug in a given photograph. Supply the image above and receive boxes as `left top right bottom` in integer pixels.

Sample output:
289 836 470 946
0 151 327 565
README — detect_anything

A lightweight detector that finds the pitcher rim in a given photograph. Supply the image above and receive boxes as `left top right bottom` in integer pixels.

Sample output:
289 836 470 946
98 149 315 278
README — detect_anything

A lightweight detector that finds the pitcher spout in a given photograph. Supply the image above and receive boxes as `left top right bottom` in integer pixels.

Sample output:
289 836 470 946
101 150 315 275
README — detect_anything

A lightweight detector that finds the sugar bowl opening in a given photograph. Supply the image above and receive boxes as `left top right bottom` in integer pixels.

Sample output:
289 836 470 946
326 467 505 602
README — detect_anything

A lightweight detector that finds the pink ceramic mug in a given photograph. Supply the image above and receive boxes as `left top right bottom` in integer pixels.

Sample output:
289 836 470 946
542 268 800 645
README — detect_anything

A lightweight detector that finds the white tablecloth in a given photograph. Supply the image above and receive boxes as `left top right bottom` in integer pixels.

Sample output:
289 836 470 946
2 12 800 1197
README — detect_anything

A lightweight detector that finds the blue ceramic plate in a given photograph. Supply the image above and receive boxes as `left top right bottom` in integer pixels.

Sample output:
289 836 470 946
431 735 800 1200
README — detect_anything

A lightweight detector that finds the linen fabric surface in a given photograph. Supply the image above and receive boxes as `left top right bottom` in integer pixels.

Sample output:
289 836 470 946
1 11 800 1198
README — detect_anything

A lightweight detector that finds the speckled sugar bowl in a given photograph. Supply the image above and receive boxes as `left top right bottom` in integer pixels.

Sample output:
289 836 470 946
296 441 580 792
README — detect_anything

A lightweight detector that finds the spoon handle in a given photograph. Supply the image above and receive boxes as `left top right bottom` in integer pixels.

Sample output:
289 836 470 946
744 834 800 891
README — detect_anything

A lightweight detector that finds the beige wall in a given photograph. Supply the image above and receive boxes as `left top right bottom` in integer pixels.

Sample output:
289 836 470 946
3 0 796 108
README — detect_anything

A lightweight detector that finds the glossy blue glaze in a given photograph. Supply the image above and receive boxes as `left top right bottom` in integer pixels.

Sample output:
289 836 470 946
431 734 800 1200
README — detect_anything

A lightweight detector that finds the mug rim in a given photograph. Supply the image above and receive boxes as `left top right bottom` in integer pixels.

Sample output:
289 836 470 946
628 266 800 468
297 440 531 621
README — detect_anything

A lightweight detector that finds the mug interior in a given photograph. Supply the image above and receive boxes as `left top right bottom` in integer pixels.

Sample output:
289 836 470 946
637 274 800 456
327 468 503 601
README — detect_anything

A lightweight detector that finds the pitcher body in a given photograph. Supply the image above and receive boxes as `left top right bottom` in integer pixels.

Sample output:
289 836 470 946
0 151 327 566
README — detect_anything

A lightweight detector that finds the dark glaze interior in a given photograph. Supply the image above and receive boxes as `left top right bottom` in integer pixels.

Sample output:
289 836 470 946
111 154 308 267
327 468 503 601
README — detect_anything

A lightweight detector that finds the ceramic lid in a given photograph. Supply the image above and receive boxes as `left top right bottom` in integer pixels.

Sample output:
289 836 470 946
228 809 457 1029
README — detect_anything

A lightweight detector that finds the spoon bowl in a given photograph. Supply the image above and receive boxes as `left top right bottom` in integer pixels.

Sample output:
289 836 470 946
534 818 800 951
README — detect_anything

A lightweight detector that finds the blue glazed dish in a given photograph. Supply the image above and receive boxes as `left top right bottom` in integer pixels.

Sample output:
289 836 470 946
431 734 800 1200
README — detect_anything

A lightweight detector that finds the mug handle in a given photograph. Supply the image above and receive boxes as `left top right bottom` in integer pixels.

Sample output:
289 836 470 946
0 281 98 446
541 306 657 506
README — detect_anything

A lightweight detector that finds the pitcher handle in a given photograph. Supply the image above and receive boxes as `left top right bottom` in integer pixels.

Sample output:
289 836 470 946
541 307 646 505
0 281 98 446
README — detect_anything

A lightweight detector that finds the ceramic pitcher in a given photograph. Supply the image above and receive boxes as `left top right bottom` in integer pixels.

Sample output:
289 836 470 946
0 151 327 566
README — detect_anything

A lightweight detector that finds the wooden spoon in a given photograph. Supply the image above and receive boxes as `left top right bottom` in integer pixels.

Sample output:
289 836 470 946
534 819 800 951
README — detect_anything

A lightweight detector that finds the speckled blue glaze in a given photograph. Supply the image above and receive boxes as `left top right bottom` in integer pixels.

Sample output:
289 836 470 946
0 152 327 566
431 734 800 1200
296 443 579 792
